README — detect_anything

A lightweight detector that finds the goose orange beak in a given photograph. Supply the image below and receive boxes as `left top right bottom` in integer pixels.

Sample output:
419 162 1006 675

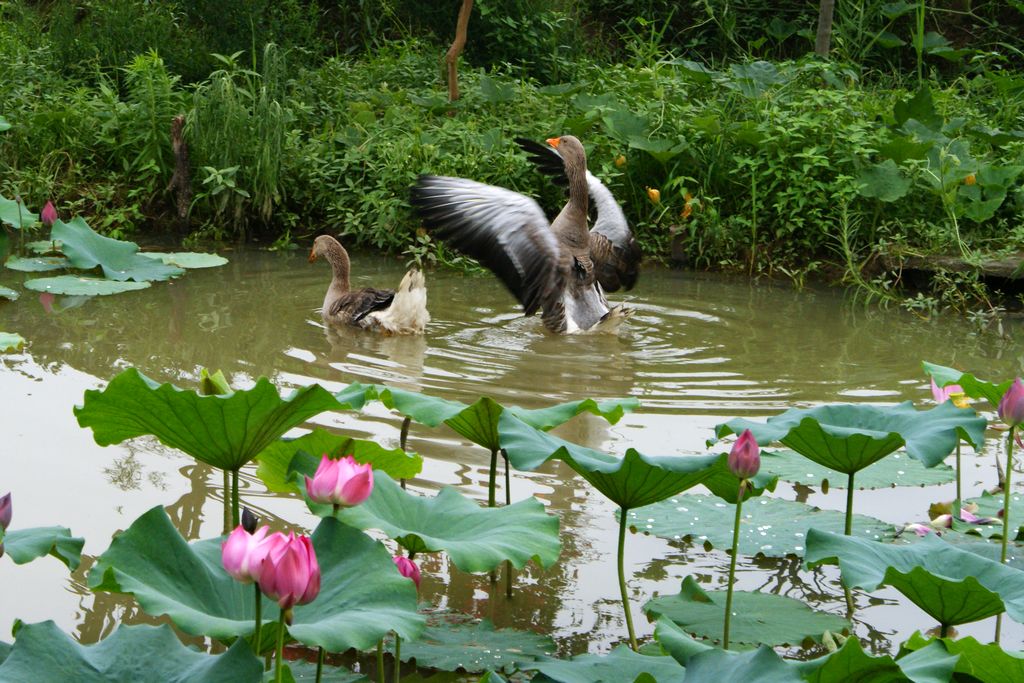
546 137 561 148
308 248 318 263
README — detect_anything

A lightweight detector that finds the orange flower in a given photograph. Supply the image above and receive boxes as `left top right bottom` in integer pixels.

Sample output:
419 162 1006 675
646 187 661 204
615 154 626 168
964 173 977 186
680 192 694 220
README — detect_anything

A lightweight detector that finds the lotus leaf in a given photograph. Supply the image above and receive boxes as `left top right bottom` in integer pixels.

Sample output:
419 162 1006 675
629 495 896 557
0 333 24 352
52 217 183 282
394 610 555 673
805 529 1024 626
644 576 849 646
715 401 986 472
762 449 955 489
904 631 1024 683
3 256 69 272
2 526 84 569
0 195 35 229
654 619 800 681
922 361 1013 408
331 471 560 573
523 646 685 683
952 490 1024 540
0 622 262 682
140 251 228 268
0 286 17 301
256 428 423 492
75 368 343 471
0 641 8 666
24 275 151 296
89 507 423 647
285 661 368 682
25 240 61 254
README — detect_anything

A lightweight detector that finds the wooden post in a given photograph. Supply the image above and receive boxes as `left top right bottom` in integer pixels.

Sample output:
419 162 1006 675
166 115 192 228
815 0 836 57
445 0 474 102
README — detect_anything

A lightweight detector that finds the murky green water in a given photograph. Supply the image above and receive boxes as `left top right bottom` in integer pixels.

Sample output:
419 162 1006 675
1 248 1022 654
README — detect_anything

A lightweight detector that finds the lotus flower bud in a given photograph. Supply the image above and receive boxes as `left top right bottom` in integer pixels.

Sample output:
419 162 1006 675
259 532 321 611
221 524 273 584
394 555 421 588
998 378 1024 427
241 507 258 534
305 455 374 507
903 523 934 537
0 493 10 531
728 429 760 480
40 201 58 228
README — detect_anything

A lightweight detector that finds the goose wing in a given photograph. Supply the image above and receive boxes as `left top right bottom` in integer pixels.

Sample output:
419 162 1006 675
410 175 565 316
329 288 395 322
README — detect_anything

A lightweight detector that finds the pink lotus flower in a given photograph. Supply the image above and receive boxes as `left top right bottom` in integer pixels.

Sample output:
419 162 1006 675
259 532 321 611
0 492 10 531
903 523 935 537
728 429 760 480
40 201 57 227
38 293 55 314
221 524 273 584
305 455 374 507
394 555 421 588
998 378 1024 428
930 378 966 406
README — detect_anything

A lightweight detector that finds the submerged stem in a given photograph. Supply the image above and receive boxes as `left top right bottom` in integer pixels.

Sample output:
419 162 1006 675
617 506 638 651
723 481 745 650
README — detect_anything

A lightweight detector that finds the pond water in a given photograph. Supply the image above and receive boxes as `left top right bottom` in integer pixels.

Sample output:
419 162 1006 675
1 248 1023 656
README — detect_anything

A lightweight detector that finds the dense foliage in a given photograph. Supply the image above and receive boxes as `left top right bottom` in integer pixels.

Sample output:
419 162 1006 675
1 1 1023 309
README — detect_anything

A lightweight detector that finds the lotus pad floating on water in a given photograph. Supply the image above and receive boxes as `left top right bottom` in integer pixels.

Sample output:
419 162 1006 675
522 645 686 683
628 494 896 557
0 332 25 352
3 256 69 272
24 276 151 296
761 449 956 489
0 286 17 301
141 251 229 268
51 217 183 282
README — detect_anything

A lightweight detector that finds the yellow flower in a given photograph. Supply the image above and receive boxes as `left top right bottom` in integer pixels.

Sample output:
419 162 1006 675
680 192 693 220
646 187 661 204
964 173 977 186
615 154 626 168
949 392 970 409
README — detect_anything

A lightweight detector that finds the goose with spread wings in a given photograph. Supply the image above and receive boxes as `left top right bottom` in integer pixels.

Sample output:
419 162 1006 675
409 135 641 333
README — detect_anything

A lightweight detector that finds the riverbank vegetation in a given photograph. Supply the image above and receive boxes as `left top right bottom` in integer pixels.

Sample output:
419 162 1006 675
1 1 1023 313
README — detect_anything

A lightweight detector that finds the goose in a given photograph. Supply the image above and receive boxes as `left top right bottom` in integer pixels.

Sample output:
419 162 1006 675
309 235 429 335
409 135 641 333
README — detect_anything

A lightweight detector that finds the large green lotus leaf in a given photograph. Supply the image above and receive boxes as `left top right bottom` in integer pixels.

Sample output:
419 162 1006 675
332 471 560 573
524 646 685 683
499 411 723 508
805 529 1024 626
51 217 183 281
903 631 1024 683
3 256 69 272
715 401 986 472
643 576 849 646
954 490 1024 540
3 526 84 569
88 507 423 646
762 449 955 489
367 385 636 452
0 641 8 666
285 661 368 682
0 622 262 682
75 368 343 470
394 610 554 674
923 361 1014 408
289 517 425 651
141 251 228 268
0 286 17 301
0 195 36 229
25 240 61 254
256 428 423 492
629 494 895 557
798 638 958 683
24 275 151 296
0 333 24 352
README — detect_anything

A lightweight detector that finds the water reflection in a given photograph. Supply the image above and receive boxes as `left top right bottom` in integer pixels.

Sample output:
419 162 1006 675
1 249 1022 655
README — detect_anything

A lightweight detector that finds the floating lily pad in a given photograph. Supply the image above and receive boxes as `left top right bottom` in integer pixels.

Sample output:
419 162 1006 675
903 631 1024 683
23 275 151 296
805 529 1024 627
75 368 343 471
256 428 423 492
644 576 849 646
715 401 986 472
25 240 61 254
141 251 229 268
4 256 69 272
0 332 25 352
332 471 560 573
0 195 36 230
628 495 896 557
395 610 555 674
523 646 686 683
0 622 262 682
52 217 183 282
285 661 368 682
0 286 17 301
3 526 84 569
761 449 955 489
923 361 1013 409
89 507 424 649
952 491 1024 540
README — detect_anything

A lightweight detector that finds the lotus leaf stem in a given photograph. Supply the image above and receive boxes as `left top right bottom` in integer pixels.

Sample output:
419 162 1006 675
316 647 324 683
502 448 513 597
488 448 498 508
996 427 1016 643
844 472 855 615
723 480 745 649
400 416 411 490
274 610 286 683
617 505 638 651
223 469 231 534
955 442 962 517
231 468 240 528
393 634 402 683
377 639 384 683
253 583 262 660
940 623 949 639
